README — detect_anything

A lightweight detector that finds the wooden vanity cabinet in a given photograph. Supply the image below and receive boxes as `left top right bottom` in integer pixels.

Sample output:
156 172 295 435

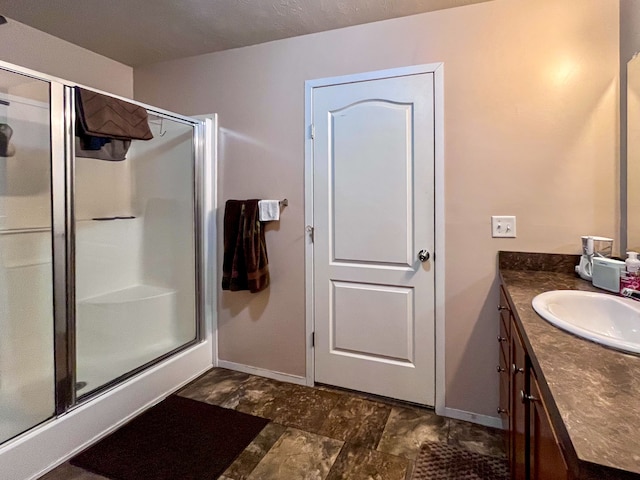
511 325 527 480
528 372 569 480
499 285 571 480
498 287 511 442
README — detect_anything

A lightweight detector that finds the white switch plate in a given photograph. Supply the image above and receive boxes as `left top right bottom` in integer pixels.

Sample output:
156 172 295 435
492 216 516 238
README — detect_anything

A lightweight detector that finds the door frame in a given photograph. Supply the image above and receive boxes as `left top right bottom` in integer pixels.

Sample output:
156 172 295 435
304 63 446 414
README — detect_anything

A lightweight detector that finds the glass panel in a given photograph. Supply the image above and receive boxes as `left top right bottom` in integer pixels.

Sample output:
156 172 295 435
74 112 197 397
0 70 55 443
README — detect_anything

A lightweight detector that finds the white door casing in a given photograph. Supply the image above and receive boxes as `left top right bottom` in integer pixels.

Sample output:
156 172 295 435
306 66 444 407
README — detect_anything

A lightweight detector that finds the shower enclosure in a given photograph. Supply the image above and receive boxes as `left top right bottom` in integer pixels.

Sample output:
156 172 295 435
74 114 198 398
0 60 211 460
0 69 55 445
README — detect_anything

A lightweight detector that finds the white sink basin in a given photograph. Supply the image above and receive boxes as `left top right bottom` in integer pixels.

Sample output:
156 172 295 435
531 290 640 355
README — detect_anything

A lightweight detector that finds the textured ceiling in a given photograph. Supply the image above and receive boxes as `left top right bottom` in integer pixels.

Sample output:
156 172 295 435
0 0 493 67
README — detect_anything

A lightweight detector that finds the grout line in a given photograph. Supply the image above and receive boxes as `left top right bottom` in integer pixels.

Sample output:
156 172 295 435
445 417 452 444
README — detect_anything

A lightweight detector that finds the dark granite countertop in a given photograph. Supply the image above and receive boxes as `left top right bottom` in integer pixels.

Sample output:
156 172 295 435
500 265 640 479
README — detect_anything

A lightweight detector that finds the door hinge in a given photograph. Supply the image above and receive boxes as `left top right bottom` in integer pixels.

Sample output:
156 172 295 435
306 225 314 242
312 332 315 347
309 124 315 139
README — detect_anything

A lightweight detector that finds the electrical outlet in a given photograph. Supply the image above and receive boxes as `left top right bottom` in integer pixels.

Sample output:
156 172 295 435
492 216 516 238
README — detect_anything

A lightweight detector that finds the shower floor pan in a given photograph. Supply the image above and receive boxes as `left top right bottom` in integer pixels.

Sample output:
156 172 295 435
76 284 182 394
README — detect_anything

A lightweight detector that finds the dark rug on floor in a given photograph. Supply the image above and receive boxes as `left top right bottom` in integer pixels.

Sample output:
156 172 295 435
411 441 509 480
70 395 269 480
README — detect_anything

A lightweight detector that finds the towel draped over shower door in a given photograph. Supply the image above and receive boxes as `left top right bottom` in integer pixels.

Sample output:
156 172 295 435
74 87 153 161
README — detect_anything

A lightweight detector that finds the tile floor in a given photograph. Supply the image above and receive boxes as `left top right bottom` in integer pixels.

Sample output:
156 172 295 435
40 368 506 480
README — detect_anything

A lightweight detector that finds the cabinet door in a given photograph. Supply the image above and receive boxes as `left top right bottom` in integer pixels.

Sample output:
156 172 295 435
498 361 510 425
498 346 510 457
511 324 527 480
498 289 511 437
529 373 569 480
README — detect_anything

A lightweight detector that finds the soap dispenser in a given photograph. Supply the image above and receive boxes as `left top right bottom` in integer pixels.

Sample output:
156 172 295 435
626 251 640 273
620 251 640 293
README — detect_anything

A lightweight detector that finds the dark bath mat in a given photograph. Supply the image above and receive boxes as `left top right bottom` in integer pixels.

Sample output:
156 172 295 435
71 394 269 480
411 441 509 480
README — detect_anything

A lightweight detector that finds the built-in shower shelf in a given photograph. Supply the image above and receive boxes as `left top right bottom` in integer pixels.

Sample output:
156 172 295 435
78 284 176 305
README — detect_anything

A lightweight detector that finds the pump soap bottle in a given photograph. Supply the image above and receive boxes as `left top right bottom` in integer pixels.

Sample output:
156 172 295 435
620 251 640 294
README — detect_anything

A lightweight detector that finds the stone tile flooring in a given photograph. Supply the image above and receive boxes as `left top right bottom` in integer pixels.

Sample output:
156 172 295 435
40 368 506 480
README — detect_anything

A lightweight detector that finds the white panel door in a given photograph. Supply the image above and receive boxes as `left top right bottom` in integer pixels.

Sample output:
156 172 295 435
313 73 435 405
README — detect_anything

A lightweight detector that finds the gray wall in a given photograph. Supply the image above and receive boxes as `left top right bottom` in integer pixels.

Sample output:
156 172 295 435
0 17 132 97
621 1 640 252
134 0 619 419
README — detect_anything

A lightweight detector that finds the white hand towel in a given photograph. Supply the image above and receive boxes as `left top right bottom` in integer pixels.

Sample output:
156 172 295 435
259 200 280 221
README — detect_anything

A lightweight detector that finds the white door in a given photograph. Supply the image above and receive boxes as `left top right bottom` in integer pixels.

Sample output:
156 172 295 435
312 73 436 406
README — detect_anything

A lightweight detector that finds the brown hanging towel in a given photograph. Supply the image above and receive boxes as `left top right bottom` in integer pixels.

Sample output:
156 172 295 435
75 87 154 141
222 199 270 293
0 123 16 157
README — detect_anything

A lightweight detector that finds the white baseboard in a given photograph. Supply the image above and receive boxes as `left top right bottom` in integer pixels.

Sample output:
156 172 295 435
441 407 503 429
215 361 501 431
216 359 307 386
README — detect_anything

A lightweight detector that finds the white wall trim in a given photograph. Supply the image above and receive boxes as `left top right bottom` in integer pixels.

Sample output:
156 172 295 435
304 63 446 409
1 343 213 480
442 407 503 430
195 114 219 367
304 63 444 89
217 360 308 386
0 59 196 124
432 64 446 418
304 79 315 387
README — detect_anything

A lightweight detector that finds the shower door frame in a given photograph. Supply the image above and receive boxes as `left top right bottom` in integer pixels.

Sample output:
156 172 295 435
0 59 214 480
63 90 208 408
0 58 209 416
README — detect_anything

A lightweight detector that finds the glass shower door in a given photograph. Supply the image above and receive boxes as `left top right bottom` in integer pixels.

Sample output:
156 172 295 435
0 70 55 443
0 62 205 453
74 111 198 398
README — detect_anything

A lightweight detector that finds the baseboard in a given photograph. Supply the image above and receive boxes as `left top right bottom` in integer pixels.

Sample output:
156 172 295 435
442 407 503 429
216 359 307 386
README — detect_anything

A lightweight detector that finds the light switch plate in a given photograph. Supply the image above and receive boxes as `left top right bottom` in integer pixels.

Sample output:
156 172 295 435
492 216 516 238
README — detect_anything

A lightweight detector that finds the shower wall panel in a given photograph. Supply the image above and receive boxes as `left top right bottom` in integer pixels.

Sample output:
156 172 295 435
0 92 50 228
75 115 197 397
129 118 197 343
74 157 132 221
0 78 55 445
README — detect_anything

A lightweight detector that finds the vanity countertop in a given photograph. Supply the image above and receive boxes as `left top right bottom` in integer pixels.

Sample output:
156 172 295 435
500 267 640 479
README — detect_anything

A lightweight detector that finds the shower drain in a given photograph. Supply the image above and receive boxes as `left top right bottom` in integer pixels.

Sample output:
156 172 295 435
75 381 87 390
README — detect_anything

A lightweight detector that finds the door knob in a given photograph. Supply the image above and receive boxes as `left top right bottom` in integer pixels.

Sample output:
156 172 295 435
418 250 430 262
